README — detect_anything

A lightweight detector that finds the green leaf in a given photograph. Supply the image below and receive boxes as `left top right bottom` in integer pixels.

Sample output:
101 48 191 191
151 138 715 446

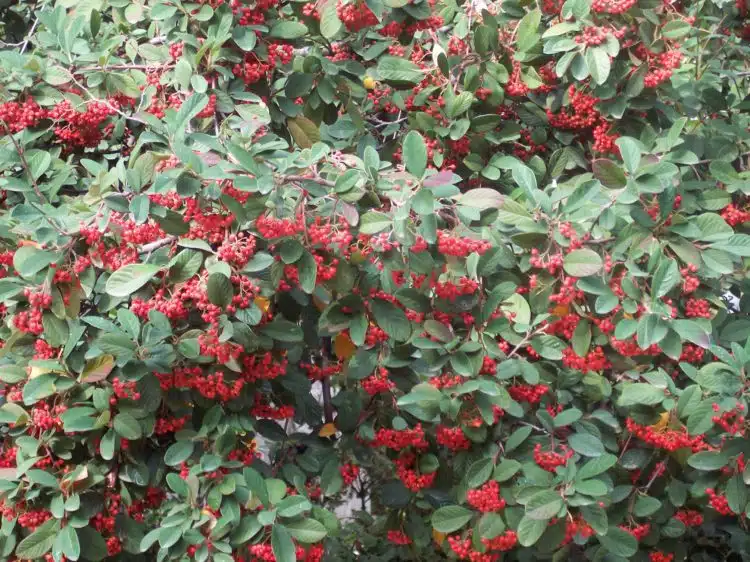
616 137 641 174
320 2 342 38
77 527 108 561
270 21 308 39
13 246 56 278
403 131 427 178
591 159 627 188
105 264 161 297
652 258 680 298
377 57 424 83
568 432 605 457
207 272 233 307
58 525 81 561
687 401 715 435
672 320 711 348
634 495 662 517
525 489 563 520
16 518 59 559
165 441 194 466
359 211 391 234
578 454 618 480
563 249 603 277
711 234 750 256
517 515 546 546
580 504 608 534
466 458 494 488
432 505 474 532
370 300 411 341
272 525 296 562
586 47 611 85
114 412 142 439
637 313 668 348
727 473 747 515
662 19 691 38
516 9 541 52
687 451 729 471
174 94 208 138
261 318 303 342
618 383 664 406
598 526 638 557
231 516 262 545
285 519 328 543
277 496 312 517
287 117 320 149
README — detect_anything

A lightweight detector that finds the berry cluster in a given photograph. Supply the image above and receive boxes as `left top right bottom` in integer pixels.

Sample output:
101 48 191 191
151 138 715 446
534 443 573 472
625 418 707 452
372 425 429 450
508 384 549 404
336 0 378 31
466 480 506 512
436 425 472 451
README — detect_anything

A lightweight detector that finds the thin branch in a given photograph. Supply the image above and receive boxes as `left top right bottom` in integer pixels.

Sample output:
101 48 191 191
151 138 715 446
1 122 47 204
139 236 176 254
75 63 175 72
20 18 39 54
68 75 149 126
321 378 334 424
280 174 336 187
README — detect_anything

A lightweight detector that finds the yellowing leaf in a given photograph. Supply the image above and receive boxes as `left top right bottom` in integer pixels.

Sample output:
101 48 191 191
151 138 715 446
334 332 356 360
254 296 271 313
29 366 51 379
319 423 337 437
651 411 670 433
363 77 376 90
433 529 446 544
80 355 115 383
18 240 42 249
551 304 570 317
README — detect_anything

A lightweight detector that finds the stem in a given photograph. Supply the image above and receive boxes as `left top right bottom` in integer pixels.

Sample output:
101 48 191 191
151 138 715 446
139 236 176 254
2 122 47 204
281 174 336 187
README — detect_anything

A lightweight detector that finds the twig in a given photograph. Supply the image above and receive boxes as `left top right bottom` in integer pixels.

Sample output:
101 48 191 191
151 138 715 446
68 74 149 126
1 122 47 204
20 18 39 54
280 174 336 187
75 63 175 72
693 151 750 165
139 236 176 254
321 378 334 424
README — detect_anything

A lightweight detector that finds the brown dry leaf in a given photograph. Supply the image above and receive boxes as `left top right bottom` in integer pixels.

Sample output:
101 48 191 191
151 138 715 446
334 332 356 360
319 423 337 437
551 304 570 317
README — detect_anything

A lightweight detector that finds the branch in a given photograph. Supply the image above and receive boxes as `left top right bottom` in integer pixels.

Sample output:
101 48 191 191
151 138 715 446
68 74 149 126
75 63 175 72
20 18 39 54
1 122 47 204
280 174 336 187
322 378 334 424
139 236 176 254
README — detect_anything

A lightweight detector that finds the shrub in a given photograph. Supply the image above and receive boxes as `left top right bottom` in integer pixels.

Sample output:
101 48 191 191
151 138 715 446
1 0 750 560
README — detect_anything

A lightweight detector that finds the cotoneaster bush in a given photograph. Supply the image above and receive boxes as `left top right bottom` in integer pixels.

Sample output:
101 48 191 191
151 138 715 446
1 0 750 560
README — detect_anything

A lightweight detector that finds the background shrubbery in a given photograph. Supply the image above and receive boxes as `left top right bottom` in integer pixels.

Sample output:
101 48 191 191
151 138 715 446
2 0 750 560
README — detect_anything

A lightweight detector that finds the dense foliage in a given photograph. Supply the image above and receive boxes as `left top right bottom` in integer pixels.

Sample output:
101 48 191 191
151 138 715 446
2 0 750 560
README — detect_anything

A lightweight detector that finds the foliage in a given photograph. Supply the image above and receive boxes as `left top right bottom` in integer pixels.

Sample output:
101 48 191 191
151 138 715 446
2 0 750 560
